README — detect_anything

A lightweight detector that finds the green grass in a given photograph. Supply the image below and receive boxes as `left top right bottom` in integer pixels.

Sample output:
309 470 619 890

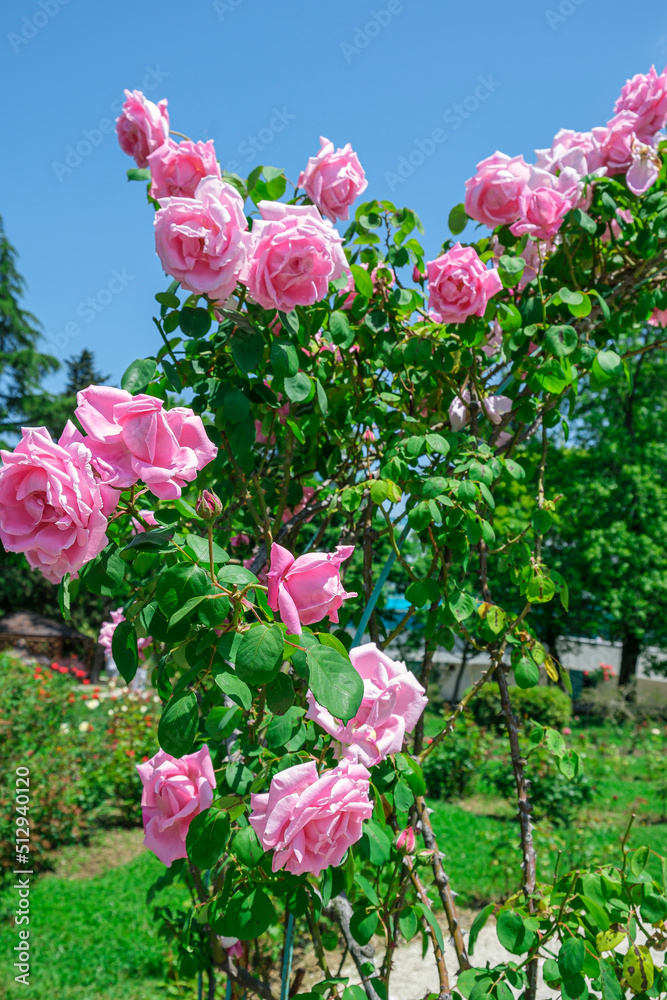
427 718 667 907
0 845 188 1000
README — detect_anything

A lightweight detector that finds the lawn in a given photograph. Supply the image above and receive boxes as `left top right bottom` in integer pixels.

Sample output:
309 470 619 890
0 830 190 1000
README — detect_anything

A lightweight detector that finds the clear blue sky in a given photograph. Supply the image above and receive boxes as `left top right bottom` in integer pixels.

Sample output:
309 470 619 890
1 0 666 392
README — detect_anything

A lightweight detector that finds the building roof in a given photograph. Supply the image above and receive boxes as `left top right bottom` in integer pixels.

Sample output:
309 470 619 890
0 611 89 640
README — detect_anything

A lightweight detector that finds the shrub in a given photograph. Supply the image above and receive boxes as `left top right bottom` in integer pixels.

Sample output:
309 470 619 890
0 653 157 883
469 683 572 732
481 748 594 825
421 719 487 800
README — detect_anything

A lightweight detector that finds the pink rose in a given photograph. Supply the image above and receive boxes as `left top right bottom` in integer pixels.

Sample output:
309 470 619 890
396 827 416 853
116 89 169 168
131 511 158 534
427 243 502 325
510 166 578 241
464 151 531 228
626 137 661 196
282 486 316 524
649 307 667 328
601 207 633 243
449 390 512 432
306 642 427 766
0 423 117 584
137 747 216 867
230 533 251 548
481 321 503 358
147 139 221 201
591 112 639 175
614 65 667 138
154 176 250 302
535 129 598 179
267 542 357 635
75 385 217 500
98 608 125 654
562 727 572 736
249 758 373 876
220 937 243 960
99 608 152 659
298 136 368 222
242 202 347 311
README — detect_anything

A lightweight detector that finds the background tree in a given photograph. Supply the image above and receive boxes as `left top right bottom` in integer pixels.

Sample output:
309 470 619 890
0 216 59 444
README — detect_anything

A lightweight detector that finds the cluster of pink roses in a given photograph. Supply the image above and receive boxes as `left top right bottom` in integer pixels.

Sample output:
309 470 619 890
116 93 369 312
0 386 216 583
464 65 667 240
138 639 427 876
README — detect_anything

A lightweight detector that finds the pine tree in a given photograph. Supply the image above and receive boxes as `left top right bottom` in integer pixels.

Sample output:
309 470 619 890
0 217 59 443
64 349 109 395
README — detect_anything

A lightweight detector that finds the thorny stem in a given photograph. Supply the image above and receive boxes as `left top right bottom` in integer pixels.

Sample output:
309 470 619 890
495 664 538 1000
207 524 216 585
405 856 452 1000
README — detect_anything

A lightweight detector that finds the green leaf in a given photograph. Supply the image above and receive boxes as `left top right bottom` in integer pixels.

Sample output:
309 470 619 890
370 480 389 504
359 819 391 865
284 372 312 403
230 329 264 373
591 350 623 387
398 906 419 942
496 909 528 954
497 302 523 332
350 263 374 298
545 325 578 357
599 957 622 1000
213 669 252 711
543 958 561 984
350 906 378 946
640 893 667 924
223 388 250 423
179 307 211 338
514 656 540 689
415 902 445 953
631 844 650 876
270 338 299 378
532 509 552 534
451 592 476 621
573 208 598 234
558 937 585 979
235 624 284 686
527 574 556 604
468 902 494 956
127 167 151 182
58 573 72 622
306 644 363 723
185 808 230 869
156 563 210 619
425 433 450 455
329 310 354 348
316 379 328 415
158 691 198 757
266 672 295 714
221 887 275 941
232 826 266 867
448 203 469 235
111 620 139 684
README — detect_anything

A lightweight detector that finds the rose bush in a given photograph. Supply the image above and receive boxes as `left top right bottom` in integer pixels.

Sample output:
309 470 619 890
2 64 667 1000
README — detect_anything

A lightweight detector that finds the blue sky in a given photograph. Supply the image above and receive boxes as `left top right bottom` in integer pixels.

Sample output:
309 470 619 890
1 0 666 392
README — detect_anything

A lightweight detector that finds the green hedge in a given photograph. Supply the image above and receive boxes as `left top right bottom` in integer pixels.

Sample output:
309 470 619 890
468 682 572 731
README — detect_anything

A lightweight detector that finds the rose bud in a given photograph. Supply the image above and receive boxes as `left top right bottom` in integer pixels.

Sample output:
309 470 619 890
396 827 416 854
196 490 223 520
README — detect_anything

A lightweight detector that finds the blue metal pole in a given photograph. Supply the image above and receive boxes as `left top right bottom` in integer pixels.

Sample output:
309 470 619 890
280 912 296 1000
352 521 410 648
